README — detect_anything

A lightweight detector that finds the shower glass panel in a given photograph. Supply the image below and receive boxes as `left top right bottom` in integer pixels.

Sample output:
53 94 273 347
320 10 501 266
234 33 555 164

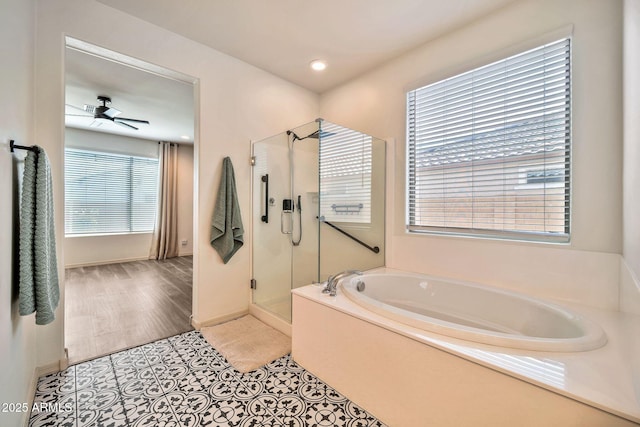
251 119 384 323
289 121 322 295
251 121 320 322
318 121 385 279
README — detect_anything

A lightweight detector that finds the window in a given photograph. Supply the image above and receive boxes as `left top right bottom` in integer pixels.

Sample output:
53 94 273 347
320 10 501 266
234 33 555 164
406 38 571 242
319 122 372 224
65 149 159 235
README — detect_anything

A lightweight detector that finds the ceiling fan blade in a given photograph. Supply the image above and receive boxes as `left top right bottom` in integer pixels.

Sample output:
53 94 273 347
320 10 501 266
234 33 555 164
115 121 139 130
66 103 85 111
115 117 149 124
103 107 121 118
64 104 93 117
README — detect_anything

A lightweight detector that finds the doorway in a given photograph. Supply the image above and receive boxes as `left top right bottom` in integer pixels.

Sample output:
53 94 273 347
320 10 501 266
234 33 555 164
63 39 197 364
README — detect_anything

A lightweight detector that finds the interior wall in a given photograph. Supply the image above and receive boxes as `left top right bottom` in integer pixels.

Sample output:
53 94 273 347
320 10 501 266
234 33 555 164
65 127 159 157
63 128 194 266
35 0 319 364
319 0 623 310
622 0 640 314
0 0 38 425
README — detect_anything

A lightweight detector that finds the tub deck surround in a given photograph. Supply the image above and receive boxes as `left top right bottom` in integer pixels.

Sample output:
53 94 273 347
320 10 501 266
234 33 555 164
291 272 640 425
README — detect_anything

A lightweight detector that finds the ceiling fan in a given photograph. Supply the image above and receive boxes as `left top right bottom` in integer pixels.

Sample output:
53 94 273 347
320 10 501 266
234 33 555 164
65 95 150 130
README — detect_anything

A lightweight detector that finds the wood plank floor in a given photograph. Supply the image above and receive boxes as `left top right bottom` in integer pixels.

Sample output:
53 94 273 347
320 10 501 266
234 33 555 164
64 256 193 365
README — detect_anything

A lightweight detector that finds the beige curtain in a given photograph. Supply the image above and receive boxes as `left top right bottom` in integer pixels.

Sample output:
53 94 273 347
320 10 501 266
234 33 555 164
149 142 179 260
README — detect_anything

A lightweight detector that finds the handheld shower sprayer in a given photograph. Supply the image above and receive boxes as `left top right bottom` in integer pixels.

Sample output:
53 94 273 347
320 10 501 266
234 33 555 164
285 126 331 247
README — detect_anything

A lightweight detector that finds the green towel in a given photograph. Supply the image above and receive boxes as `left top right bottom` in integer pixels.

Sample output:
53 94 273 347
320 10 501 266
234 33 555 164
210 157 244 264
19 146 59 325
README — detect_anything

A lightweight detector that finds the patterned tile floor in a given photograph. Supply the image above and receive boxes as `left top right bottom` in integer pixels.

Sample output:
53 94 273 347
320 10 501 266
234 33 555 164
29 330 386 426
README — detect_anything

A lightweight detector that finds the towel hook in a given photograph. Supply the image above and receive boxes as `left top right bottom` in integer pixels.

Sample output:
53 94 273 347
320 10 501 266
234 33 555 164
10 140 37 153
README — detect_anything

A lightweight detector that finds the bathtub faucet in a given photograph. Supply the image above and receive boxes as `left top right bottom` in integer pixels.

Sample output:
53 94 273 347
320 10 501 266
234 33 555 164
322 270 363 297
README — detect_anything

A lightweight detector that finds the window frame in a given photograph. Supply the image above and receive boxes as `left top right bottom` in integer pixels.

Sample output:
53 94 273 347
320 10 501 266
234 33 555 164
405 37 572 244
64 147 159 237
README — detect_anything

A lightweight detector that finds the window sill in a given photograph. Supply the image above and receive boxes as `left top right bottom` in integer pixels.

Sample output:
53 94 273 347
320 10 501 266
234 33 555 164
405 227 570 245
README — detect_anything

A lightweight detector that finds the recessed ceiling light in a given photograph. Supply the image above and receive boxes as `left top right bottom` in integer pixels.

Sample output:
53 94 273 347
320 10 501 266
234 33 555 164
181 135 190 140
310 60 327 72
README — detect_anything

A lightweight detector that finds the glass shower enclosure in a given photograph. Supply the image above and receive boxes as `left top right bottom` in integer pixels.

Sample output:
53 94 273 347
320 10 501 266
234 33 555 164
251 119 385 323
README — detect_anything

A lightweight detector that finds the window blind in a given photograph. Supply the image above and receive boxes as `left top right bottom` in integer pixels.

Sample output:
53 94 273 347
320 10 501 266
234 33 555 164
319 122 372 224
65 149 159 235
407 38 571 242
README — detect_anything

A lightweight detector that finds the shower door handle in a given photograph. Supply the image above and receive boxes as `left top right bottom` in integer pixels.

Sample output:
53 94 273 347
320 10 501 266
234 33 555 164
261 174 269 223
281 211 292 234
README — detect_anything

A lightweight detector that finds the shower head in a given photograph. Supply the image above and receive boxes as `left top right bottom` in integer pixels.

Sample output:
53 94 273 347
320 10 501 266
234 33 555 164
307 129 338 139
286 130 301 141
287 129 336 142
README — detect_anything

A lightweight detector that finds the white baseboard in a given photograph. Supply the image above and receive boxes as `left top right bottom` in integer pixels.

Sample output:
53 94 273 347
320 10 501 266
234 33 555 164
60 348 69 371
24 355 71 426
191 307 291 337
36 359 65 377
66 254 193 268
64 256 149 269
23 369 39 427
249 303 292 337
191 309 249 330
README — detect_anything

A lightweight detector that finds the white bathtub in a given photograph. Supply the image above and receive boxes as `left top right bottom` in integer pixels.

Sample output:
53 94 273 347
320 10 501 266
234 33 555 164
340 272 607 352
